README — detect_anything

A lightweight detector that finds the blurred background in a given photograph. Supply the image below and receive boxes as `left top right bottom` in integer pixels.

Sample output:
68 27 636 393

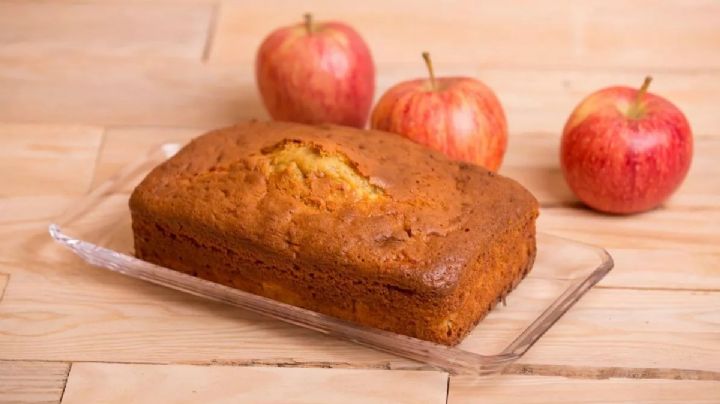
1 0 717 133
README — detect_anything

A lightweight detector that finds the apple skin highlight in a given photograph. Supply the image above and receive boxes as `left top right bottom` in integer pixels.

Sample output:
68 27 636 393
371 73 507 171
561 82 693 214
256 16 375 128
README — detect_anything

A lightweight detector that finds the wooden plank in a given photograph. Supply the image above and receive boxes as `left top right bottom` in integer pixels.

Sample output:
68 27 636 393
0 1 213 60
114 0 219 2
448 375 720 403
91 126 209 188
0 221 76 266
518 288 720 372
0 124 104 197
210 0 720 70
0 272 7 302
600 249 720 290
0 58 718 136
0 360 70 404
0 57 267 128
501 134 720 209
0 261 421 369
539 207 720 253
0 196 78 225
61 362 447 404
0 258 717 372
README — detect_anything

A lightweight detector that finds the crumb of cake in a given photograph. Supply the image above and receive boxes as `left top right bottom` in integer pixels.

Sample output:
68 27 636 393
265 140 385 202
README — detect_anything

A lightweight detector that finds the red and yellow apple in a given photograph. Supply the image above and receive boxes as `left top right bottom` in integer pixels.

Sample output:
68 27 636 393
371 52 507 171
561 77 693 214
256 14 375 128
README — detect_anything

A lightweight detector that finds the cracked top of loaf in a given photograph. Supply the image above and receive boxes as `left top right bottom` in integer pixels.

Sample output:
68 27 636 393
130 121 538 295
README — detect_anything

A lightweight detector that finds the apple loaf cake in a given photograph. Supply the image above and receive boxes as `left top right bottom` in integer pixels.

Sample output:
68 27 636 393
129 121 538 345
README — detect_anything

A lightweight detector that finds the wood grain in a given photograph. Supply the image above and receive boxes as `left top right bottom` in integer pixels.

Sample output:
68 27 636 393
1 58 718 136
518 288 720 372
448 374 720 403
0 196 79 225
90 126 209 188
210 0 720 71
0 360 70 404
61 363 447 404
539 207 720 253
0 1 213 60
0 57 265 128
0 261 421 369
0 124 103 197
502 363 720 380
0 221 76 265
0 259 717 372
600 249 720 290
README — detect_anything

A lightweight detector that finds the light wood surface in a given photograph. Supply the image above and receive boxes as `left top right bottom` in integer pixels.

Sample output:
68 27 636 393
1 0 719 402
210 0 720 70
0 361 70 404
62 363 448 404
3 61 719 135
0 124 103 196
449 375 720 403
0 2 213 60
3 256 717 372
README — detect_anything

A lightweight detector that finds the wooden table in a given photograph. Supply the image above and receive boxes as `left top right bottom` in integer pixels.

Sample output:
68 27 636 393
1 1 718 402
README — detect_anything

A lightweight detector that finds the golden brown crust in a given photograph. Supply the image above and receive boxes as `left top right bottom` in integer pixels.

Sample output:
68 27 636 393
130 121 539 345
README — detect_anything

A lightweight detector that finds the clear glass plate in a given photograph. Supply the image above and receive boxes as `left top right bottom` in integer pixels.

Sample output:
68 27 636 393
49 143 613 375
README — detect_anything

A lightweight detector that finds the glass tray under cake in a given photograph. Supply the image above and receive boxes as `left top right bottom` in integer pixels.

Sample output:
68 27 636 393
49 143 613 375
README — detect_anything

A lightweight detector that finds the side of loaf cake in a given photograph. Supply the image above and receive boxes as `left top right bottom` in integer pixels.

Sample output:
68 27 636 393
129 121 538 345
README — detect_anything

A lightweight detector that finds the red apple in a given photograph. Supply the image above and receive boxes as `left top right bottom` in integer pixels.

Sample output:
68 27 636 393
370 52 507 171
561 77 693 214
256 14 375 128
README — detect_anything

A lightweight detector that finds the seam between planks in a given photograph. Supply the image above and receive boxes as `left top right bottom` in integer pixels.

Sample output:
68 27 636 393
0 357 432 372
445 373 451 404
0 273 9 303
504 364 720 381
538 202 720 213
85 128 107 194
595 285 720 293
58 362 71 404
1 358 718 381
378 62 720 75
201 2 221 62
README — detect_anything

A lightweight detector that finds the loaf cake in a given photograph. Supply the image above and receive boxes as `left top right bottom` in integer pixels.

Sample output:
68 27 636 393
129 121 538 345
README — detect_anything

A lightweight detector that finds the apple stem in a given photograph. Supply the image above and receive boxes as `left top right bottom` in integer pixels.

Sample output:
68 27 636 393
628 76 653 118
635 76 653 103
304 13 313 35
422 52 438 91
